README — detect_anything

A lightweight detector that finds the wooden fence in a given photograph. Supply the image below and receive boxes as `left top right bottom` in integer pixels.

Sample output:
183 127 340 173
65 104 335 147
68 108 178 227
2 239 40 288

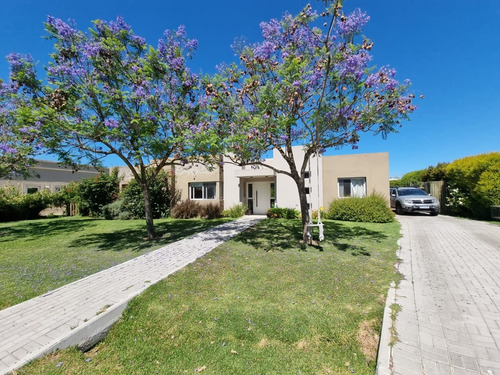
422 181 450 214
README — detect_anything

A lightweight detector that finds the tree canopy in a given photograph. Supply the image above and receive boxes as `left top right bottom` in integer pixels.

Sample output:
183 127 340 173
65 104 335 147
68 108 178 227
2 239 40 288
2 16 214 238
206 2 417 240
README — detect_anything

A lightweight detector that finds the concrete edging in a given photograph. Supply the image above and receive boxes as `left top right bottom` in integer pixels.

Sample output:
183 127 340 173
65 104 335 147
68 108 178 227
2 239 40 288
376 282 396 375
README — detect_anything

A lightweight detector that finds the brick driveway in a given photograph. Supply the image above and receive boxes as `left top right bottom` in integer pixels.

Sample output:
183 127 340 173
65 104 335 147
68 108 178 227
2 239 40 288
390 215 500 375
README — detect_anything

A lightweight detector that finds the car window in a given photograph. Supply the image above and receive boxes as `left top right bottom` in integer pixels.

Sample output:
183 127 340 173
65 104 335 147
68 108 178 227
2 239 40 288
398 189 427 196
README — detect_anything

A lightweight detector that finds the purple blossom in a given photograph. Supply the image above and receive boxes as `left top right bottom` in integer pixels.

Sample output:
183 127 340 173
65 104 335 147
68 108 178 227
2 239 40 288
338 9 370 37
82 42 101 58
132 85 148 99
169 57 184 70
260 19 281 42
0 142 17 154
253 41 275 60
385 79 399 91
340 53 371 79
176 25 186 38
186 39 198 50
131 35 146 47
309 70 324 87
104 119 119 129
365 73 378 88
6 53 35 80
47 16 77 39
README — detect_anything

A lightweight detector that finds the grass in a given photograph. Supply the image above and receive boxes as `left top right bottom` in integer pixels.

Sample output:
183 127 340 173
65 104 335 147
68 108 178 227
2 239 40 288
0 216 230 309
19 218 401 375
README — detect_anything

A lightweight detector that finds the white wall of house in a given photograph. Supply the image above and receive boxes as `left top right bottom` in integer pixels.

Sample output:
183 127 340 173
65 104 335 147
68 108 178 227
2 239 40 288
222 146 324 213
0 160 104 194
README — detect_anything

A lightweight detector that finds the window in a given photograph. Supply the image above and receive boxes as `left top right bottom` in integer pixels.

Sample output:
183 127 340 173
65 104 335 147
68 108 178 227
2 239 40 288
270 182 276 208
304 171 310 179
304 187 310 195
189 182 216 200
338 178 366 198
26 187 39 194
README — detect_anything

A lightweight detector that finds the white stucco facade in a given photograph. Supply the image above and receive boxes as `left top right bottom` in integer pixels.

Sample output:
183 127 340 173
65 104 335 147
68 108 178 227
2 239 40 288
223 147 323 213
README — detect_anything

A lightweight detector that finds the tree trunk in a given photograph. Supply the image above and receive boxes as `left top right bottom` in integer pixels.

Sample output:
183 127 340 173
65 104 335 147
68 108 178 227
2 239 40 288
141 183 157 240
295 178 311 243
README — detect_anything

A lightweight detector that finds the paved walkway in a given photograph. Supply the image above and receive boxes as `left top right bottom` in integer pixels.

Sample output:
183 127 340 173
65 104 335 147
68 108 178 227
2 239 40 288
0 216 264 375
381 215 500 375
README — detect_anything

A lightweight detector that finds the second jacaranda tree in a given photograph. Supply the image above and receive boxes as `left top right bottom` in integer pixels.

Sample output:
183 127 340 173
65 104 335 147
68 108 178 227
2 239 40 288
206 1 418 242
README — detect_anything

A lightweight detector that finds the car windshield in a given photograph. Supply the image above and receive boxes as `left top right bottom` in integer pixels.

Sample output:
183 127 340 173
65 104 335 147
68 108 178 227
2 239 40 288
398 189 427 196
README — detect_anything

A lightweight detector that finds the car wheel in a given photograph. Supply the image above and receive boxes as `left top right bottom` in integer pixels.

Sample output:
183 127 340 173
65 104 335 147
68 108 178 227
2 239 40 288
395 202 404 215
430 211 439 216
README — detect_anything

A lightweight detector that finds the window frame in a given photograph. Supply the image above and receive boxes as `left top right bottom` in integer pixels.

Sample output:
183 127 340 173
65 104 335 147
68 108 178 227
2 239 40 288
189 182 217 200
337 177 367 198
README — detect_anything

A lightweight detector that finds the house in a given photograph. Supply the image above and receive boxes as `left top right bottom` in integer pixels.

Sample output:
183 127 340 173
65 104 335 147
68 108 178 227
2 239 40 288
118 147 389 214
0 160 105 194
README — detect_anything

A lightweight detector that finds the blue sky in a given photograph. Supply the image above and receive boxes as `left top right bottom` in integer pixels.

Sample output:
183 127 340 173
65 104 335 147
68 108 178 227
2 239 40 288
1 0 499 178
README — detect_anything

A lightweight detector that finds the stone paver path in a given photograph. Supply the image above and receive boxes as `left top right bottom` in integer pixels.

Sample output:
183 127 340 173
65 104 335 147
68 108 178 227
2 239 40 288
389 215 500 375
0 216 264 375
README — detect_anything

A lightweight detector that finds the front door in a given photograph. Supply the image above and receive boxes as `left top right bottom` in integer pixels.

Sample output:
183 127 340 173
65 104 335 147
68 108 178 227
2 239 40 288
248 181 272 215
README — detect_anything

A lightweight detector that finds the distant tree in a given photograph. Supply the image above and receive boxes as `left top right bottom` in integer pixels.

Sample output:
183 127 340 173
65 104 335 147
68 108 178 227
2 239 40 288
421 162 448 182
446 152 500 218
0 54 43 179
206 1 417 241
4 17 213 238
77 169 120 216
392 169 425 187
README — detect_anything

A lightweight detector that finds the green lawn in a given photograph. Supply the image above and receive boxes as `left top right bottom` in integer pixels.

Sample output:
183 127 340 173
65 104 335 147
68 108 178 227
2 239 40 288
0 216 230 309
19 219 401 375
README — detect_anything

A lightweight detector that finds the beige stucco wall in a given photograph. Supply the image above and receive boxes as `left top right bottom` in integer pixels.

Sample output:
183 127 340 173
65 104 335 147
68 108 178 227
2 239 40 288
321 152 389 205
174 163 221 205
0 160 104 193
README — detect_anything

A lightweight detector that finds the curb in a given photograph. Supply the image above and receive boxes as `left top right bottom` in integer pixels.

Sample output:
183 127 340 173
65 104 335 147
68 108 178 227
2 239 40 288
2 302 129 375
376 281 396 375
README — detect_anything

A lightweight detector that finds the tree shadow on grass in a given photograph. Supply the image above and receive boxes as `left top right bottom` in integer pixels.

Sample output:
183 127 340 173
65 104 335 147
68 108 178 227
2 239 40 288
233 219 389 256
67 218 230 252
0 217 95 243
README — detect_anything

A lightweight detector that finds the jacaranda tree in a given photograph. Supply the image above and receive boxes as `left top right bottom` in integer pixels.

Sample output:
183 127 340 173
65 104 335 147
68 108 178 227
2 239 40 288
6 17 214 239
0 54 43 179
206 1 418 241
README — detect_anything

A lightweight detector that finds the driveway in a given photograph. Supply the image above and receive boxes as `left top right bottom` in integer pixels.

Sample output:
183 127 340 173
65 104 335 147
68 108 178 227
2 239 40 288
388 215 500 375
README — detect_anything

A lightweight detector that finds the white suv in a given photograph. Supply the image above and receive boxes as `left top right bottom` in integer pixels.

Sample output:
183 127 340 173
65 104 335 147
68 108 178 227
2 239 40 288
390 187 440 216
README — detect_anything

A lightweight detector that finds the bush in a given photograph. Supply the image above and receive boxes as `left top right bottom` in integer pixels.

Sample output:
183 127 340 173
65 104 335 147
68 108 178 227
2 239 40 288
77 169 120 216
266 207 299 219
171 200 202 219
222 203 247 218
118 211 132 220
445 152 500 219
120 171 173 219
101 200 124 220
0 187 54 222
390 169 425 188
201 202 222 219
326 194 394 223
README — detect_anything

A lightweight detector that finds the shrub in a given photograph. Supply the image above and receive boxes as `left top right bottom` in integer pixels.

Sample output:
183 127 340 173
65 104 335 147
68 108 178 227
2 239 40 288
0 187 54 222
445 152 500 219
77 169 120 216
101 200 124 220
120 171 174 219
118 211 132 220
222 203 247 218
266 207 299 219
201 202 222 219
171 200 202 219
390 169 425 188
326 194 394 223
52 181 79 214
